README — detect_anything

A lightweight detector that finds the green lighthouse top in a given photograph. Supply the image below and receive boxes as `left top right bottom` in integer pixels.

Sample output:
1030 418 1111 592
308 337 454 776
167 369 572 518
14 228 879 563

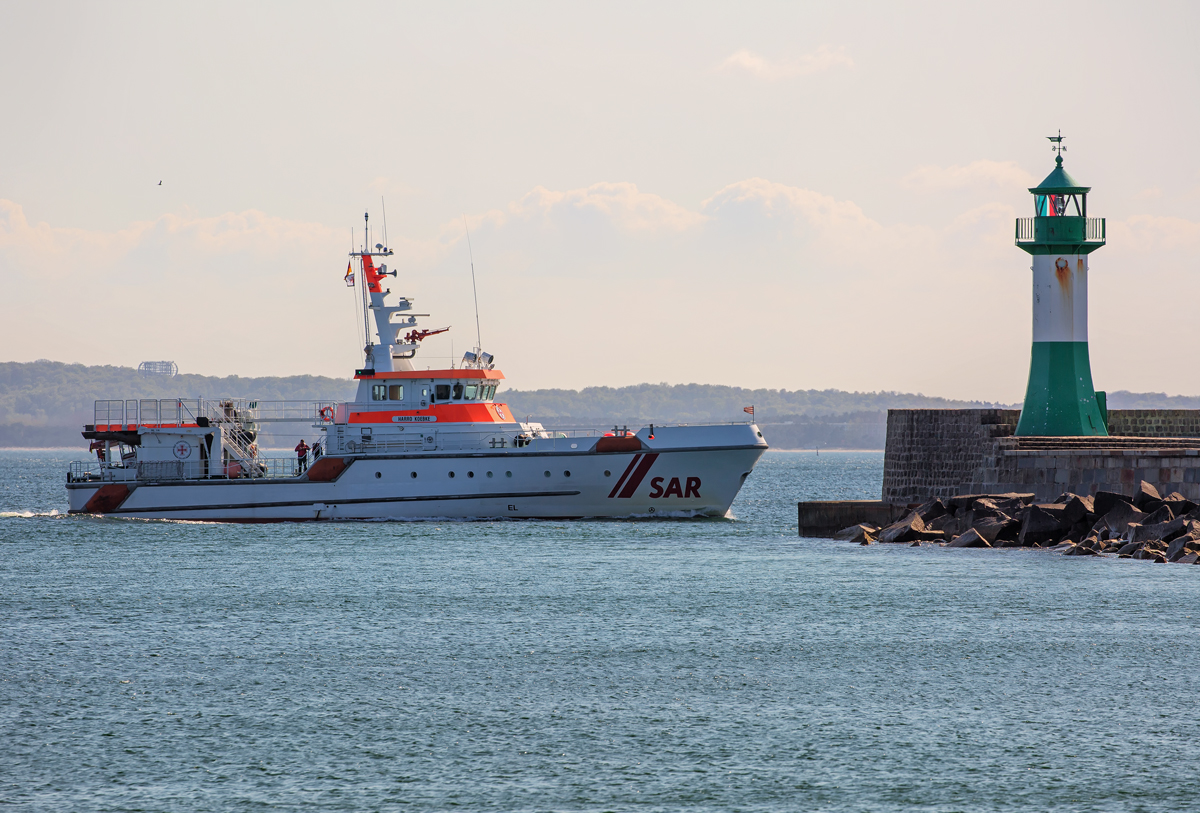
1029 155 1091 195
1014 131 1105 254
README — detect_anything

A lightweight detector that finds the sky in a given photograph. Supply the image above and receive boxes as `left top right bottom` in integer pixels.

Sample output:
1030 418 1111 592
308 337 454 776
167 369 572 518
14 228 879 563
1 0 1198 400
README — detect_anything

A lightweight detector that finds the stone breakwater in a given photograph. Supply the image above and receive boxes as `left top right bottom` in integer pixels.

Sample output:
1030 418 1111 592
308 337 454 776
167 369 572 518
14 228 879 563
838 480 1200 564
883 409 1200 505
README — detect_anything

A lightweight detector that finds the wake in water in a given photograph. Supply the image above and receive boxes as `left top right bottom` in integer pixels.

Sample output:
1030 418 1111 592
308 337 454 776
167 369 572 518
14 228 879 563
0 509 63 518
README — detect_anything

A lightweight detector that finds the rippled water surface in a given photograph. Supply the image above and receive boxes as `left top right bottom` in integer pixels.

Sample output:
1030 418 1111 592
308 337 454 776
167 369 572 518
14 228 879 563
3 448 1199 812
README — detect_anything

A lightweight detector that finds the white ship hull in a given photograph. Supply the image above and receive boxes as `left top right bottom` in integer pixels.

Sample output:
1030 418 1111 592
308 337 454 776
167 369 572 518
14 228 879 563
68 426 766 522
66 219 769 521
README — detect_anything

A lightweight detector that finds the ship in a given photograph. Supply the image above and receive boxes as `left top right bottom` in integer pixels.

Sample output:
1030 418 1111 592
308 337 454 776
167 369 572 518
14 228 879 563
65 215 767 520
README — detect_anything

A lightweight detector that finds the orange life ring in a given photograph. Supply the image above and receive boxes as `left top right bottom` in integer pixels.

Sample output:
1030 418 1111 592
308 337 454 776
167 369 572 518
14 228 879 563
319 406 335 421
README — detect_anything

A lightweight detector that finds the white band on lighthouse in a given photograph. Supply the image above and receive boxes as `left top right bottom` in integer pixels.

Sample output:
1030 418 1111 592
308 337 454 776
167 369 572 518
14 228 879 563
1030 254 1089 343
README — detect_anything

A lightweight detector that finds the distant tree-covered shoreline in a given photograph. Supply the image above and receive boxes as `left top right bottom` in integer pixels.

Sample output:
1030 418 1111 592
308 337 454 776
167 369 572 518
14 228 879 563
2 359 1194 449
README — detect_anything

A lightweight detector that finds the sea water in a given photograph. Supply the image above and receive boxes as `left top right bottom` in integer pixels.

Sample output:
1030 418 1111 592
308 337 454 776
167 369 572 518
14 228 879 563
2 449 1198 812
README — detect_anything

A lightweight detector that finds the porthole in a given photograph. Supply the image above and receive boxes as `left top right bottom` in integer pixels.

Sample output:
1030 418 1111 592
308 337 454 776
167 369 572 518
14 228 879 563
410 471 417 478
375 471 381 479
544 470 551 478
449 471 456 478
486 471 494 478
564 471 571 477
505 471 512 478
468 471 475 478
604 470 611 477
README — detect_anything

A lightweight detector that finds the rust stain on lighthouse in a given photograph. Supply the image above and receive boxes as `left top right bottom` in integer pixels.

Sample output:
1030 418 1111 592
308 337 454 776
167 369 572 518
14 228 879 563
1055 257 1071 290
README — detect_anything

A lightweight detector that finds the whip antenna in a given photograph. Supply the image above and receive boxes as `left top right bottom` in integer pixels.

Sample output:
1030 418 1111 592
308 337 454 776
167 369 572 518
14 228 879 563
381 196 388 249
463 216 482 353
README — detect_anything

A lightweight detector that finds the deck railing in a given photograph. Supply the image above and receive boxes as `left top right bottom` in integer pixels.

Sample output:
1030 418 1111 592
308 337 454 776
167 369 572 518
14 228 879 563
93 398 339 428
69 456 312 483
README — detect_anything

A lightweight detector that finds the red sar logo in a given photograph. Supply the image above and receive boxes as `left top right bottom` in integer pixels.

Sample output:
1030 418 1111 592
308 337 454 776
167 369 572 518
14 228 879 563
649 477 701 498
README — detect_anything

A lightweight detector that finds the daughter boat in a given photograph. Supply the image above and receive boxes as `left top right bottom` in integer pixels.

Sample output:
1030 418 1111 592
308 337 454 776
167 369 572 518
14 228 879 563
66 218 767 520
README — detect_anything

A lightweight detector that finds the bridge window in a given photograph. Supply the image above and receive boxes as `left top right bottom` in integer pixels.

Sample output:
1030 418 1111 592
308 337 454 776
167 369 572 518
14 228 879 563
435 384 450 401
389 385 404 400
452 383 464 400
465 384 478 400
372 384 387 401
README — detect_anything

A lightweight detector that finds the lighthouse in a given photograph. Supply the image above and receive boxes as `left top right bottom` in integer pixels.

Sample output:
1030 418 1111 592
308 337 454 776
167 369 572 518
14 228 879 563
1014 133 1107 436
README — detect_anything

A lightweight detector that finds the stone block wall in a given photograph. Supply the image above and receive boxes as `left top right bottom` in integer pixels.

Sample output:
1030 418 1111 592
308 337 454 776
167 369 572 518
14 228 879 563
882 409 1200 505
882 410 1019 503
995 448 1200 502
1107 410 1200 438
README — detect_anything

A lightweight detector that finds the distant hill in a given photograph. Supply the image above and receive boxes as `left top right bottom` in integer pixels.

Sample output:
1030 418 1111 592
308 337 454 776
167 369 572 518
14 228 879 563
0 360 355 427
1104 391 1200 410
2 360 1197 449
499 383 1011 426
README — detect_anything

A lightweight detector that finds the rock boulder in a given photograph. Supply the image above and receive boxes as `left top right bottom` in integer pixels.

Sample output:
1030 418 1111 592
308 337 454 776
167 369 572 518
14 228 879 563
947 529 991 548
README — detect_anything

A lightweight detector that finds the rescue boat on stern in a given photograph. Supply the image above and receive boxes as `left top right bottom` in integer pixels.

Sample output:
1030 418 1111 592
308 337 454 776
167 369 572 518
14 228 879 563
65 217 767 520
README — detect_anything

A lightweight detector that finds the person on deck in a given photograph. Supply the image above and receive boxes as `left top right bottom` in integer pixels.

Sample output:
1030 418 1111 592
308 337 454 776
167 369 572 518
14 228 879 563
295 439 310 473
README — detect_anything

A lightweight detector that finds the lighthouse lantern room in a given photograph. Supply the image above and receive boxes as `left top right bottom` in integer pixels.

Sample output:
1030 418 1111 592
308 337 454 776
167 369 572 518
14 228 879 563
1014 133 1108 437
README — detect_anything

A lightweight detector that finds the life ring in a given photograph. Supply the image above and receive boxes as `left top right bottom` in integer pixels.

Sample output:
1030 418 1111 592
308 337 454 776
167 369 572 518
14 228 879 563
319 406 335 421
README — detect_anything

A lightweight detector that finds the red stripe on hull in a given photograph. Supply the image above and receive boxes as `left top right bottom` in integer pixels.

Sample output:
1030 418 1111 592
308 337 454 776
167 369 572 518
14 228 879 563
617 453 659 498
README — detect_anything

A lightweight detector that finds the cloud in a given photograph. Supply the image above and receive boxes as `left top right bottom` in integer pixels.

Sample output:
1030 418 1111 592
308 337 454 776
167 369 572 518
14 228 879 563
718 45 853 80
7 183 1197 398
507 182 707 233
903 160 1035 191
703 178 876 232
1110 214 1200 251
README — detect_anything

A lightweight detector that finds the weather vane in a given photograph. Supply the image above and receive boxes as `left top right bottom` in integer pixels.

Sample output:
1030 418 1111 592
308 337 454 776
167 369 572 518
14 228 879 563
1047 129 1066 156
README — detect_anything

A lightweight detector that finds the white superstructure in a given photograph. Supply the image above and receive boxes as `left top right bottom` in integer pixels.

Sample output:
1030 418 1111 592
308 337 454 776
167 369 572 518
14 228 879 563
66 216 767 520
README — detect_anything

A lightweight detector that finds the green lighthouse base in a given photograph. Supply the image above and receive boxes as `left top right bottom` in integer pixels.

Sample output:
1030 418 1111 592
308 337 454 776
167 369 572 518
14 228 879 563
1015 341 1108 437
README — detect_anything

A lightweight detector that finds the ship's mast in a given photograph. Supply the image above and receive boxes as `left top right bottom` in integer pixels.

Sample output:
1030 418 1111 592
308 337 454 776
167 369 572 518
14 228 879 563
361 213 370 348
350 210 411 373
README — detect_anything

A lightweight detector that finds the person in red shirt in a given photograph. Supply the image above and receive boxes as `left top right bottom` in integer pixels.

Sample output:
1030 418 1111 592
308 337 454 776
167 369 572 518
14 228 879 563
295 439 310 473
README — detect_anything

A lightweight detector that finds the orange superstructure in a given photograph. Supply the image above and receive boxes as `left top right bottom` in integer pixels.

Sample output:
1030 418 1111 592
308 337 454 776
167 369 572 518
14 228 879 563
354 369 505 381
348 403 511 424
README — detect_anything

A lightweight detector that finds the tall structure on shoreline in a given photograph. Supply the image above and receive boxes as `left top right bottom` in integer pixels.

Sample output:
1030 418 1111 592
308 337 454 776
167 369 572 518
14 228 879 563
1014 134 1107 436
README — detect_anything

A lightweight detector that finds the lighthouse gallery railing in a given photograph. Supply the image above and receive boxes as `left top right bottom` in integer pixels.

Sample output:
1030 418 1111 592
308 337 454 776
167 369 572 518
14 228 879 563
1015 217 1105 244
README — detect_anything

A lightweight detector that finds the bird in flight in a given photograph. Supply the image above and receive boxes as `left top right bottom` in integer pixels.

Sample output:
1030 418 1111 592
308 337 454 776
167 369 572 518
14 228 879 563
158 180 162 185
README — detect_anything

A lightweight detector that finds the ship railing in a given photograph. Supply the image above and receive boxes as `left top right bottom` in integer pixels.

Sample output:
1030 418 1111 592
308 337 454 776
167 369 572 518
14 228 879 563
93 398 204 429
134 457 309 481
342 424 752 455
92 398 339 429
202 399 340 424
215 456 308 480
345 429 614 455
68 455 316 483
136 460 209 481
69 460 109 482
349 437 427 454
